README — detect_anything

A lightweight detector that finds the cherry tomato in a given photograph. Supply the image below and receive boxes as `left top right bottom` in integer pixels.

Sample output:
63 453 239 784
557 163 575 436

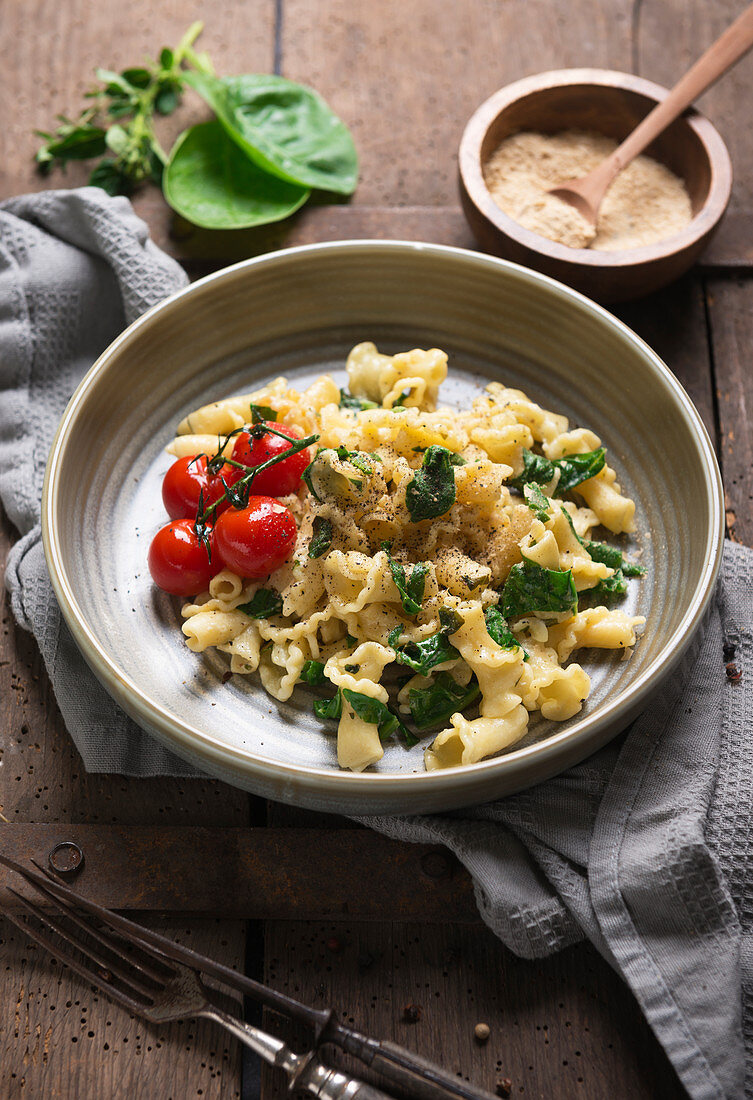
213 496 297 579
230 423 309 496
148 518 220 596
162 455 233 520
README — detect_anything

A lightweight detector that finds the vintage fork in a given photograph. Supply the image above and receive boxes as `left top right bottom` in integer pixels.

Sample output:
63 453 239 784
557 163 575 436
0 855 501 1100
2 867 396 1100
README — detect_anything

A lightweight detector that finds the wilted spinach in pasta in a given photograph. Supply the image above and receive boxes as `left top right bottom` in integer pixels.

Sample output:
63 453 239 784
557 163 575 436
171 340 645 772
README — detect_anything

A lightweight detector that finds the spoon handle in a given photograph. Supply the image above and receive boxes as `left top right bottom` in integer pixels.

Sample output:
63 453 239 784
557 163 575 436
603 2 753 187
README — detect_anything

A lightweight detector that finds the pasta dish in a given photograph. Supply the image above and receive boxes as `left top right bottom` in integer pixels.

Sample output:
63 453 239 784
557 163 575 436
148 343 645 772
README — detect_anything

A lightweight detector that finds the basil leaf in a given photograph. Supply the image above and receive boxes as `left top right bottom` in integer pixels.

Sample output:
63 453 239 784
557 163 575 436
383 545 428 615
555 448 606 493
339 389 378 411
236 588 283 619
309 516 333 559
586 539 646 577
185 72 358 195
313 688 342 721
523 483 551 523
391 632 460 676
500 561 578 620
249 403 278 424
484 606 526 655
300 660 326 686
405 445 464 522
408 672 480 731
164 120 310 229
342 688 416 746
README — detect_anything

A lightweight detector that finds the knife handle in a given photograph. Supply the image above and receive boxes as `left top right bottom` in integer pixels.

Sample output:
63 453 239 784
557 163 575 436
368 1040 501 1100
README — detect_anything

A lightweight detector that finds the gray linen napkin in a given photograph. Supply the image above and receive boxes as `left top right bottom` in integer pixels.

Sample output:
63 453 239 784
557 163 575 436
1 187 750 1100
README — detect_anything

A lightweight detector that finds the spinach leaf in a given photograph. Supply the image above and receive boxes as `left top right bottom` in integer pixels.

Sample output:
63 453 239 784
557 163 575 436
500 561 578 620
335 446 373 476
484 606 525 654
408 672 480 731
405 445 465 523
236 588 283 618
299 660 326 686
390 632 460 676
308 516 333 559
185 72 358 195
164 120 309 228
591 570 628 600
555 448 606 493
523 483 551 523
586 539 646 577
249 403 278 423
438 607 464 636
510 447 606 494
382 545 429 615
339 389 378 411
509 449 555 492
342 689 417 746
313 688 342 721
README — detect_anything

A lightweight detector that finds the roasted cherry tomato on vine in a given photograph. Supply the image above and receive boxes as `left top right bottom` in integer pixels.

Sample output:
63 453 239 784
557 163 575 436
162 455 233 520
213 496 297 579
148 519 221 596
229 423 309 496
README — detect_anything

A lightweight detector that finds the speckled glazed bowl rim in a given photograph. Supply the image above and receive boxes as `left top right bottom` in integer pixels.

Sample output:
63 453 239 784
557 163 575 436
459 68 733 267
42 241 725 807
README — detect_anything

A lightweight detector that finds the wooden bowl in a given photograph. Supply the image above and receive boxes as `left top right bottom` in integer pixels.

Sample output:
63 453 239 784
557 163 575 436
458 69 732 302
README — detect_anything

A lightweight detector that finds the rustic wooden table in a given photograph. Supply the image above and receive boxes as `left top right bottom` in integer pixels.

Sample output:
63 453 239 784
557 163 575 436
1 2 751 1097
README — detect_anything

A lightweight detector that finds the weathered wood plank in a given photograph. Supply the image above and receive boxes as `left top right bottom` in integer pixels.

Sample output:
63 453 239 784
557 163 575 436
637 0 753 221
260 921 687 1100
280 0 634 207
0 824 477 921
1 914 244 1100
704 277 753 545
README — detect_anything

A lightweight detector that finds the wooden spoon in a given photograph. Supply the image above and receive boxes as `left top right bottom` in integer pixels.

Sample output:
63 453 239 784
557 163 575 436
548 2 753 225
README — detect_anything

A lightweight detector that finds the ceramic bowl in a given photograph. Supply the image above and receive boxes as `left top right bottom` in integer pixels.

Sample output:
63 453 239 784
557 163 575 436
42 241 724 814
458 69 732 302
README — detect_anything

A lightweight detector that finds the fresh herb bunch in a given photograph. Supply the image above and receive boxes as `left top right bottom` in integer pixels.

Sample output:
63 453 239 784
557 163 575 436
34 22 358 230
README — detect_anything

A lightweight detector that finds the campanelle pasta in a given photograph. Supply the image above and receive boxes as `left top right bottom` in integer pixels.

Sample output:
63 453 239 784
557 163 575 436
171 342 645 772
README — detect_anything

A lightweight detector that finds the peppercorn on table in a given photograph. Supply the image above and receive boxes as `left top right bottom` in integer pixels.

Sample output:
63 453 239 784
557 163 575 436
1 2 752 1098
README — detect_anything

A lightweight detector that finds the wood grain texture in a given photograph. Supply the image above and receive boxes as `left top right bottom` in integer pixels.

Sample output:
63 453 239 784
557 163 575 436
636 0 753 217
704 277 753 544
279 0 634 206
259 921 687 1100
0 915 245 1100
0 825 477 921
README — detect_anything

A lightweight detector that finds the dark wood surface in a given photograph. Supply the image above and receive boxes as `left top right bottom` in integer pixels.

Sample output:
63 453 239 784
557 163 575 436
2 1 752 1097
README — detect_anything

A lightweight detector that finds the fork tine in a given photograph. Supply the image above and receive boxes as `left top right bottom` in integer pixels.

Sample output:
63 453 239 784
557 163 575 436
1 899 147 1016
19 874 172 986
7 887 160 1001
0 854 324 1031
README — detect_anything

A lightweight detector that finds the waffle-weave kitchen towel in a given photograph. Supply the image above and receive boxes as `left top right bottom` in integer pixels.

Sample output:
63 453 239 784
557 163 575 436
1 186 750 1100
0 186 197 774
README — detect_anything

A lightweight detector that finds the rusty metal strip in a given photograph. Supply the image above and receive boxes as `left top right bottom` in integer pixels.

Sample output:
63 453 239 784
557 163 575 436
0 825 479 921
